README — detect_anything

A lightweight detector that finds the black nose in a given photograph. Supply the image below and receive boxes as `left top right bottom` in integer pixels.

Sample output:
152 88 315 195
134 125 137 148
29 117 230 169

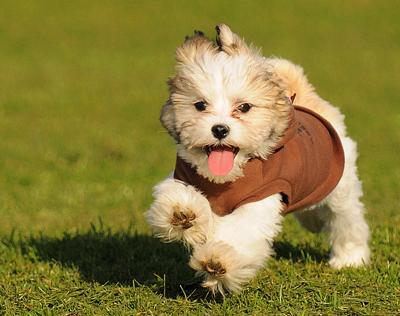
211 124 230 139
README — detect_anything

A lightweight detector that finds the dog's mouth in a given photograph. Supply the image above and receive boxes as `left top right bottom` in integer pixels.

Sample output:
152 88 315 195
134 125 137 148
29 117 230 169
204 145 239 176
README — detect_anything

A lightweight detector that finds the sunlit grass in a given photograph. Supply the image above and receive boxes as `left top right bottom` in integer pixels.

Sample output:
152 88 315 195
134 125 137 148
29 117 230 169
0 1 399 314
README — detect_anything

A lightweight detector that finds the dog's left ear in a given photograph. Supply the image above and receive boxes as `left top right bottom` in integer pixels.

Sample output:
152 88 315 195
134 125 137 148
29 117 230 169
215 24 250 55
175 30 216 66
160 99 179 142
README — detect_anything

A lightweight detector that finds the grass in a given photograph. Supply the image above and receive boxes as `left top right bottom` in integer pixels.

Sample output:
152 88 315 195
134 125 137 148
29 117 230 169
0 0 399 314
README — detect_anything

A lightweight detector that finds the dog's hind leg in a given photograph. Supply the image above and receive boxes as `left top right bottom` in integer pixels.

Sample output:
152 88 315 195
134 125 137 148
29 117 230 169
189 194 284 294
325 137 370 268
145 178 214 247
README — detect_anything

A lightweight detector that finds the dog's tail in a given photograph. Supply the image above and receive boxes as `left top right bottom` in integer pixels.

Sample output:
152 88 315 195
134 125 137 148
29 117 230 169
268 58 346 135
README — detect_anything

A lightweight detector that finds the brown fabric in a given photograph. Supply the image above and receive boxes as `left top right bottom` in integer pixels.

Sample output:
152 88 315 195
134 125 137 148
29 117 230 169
174 106 345 216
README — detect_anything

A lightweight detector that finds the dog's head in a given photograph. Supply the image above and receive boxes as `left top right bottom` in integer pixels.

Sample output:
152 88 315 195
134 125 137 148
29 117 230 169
161 24 292 183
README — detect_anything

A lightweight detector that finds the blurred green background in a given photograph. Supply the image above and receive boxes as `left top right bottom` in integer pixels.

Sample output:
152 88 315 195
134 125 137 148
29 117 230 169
1 0 398 235
0 1 399 314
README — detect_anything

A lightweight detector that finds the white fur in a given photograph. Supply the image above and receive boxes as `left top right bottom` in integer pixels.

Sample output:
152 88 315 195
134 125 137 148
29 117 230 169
146 24 370 294
145 177 214 247
189 194 284 294
326 137 370 268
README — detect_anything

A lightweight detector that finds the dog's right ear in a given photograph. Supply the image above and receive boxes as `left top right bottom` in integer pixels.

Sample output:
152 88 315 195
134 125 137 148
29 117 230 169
215 24 250 55
175 30 217 65
160 99 179 142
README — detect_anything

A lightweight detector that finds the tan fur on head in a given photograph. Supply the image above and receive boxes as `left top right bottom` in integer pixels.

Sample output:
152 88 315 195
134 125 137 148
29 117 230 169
161 31 218 142
176 30 218 66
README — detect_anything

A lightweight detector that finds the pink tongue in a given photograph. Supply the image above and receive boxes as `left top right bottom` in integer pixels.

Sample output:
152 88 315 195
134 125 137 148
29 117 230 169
207 149 235 176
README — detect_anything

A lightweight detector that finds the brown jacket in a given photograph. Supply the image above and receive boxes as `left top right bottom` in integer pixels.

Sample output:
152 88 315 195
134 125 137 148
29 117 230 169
174 106 345 216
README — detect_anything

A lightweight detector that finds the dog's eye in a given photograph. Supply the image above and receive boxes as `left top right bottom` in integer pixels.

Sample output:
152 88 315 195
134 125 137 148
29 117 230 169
238 103 252 113
194 101 206 112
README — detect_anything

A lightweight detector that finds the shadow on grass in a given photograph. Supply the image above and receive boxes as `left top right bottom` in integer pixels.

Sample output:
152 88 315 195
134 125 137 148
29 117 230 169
9 222 327 299
274 240 329 263
13 222 210 299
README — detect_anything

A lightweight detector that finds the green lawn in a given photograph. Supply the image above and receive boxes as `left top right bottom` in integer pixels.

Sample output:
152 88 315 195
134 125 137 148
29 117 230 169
0 1 399 314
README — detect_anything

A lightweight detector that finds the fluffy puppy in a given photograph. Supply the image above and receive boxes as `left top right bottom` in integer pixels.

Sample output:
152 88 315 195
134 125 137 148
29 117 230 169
146 24 370 294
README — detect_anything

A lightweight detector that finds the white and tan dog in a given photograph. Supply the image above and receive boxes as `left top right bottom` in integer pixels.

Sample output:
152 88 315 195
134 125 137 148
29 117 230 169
146 24 370 294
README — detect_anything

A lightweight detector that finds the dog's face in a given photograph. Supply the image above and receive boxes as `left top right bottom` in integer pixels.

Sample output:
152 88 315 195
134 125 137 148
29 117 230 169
161 24 292 183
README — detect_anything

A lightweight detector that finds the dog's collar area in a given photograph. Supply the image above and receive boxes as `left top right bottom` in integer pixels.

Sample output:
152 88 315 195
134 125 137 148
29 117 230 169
273 93 298 150
273 105 297 151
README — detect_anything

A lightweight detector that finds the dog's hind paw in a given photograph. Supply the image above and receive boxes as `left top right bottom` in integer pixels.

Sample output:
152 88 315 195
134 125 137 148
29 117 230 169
329 243 370 269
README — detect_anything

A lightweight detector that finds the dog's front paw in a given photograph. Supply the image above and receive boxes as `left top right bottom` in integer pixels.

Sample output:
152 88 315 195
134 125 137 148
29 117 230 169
170 205 196 229
189 241 264 295
145 179 213 246
329 242 370 269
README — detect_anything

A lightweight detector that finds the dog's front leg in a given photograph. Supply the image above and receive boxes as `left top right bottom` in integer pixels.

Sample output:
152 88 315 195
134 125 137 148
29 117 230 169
145 178 214 247
189 194 284 294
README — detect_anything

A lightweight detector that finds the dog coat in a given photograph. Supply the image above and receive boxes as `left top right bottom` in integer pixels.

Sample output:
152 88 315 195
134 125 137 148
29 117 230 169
174 106 345 216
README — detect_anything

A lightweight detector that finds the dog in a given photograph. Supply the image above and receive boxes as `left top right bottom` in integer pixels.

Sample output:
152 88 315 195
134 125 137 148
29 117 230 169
145 24 370 294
